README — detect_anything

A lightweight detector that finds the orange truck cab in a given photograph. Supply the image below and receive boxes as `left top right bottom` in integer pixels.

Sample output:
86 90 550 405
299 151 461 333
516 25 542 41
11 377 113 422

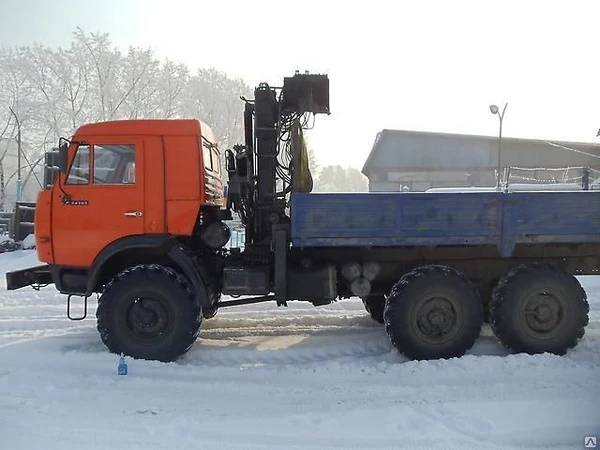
24 119 228 329
37 119 224 269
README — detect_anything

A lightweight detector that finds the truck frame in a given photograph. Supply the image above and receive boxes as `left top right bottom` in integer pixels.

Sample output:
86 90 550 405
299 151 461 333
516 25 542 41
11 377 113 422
6 73 591 362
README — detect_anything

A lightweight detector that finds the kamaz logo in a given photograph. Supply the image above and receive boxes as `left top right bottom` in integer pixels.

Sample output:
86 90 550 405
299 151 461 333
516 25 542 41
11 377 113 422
585 436 597 448
62 198 89 206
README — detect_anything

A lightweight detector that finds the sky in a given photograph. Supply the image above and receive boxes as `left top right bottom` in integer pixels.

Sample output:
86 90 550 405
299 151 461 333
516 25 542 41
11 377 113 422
0 0 599 169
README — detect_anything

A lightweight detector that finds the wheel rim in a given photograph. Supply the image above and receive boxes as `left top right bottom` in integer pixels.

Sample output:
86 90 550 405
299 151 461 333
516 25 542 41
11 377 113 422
126 297 170 339
413 295 462 345
521 290 565 339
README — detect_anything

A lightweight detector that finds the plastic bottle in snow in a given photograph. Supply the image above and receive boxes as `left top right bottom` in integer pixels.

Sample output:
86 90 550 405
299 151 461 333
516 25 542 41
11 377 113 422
118 353 128 375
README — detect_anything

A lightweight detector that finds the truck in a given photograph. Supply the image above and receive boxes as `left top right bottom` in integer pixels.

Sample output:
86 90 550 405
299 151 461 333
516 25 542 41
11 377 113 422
6 73 592 362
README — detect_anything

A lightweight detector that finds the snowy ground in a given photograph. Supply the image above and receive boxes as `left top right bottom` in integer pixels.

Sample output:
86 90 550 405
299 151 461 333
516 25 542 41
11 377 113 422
0 250 598 449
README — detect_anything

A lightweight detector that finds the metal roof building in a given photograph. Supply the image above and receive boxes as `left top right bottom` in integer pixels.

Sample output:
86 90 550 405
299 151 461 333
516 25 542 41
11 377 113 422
361 129 600 192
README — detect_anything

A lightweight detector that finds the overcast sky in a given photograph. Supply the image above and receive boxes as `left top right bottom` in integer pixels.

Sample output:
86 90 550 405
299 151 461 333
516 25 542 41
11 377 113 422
1 0 598 169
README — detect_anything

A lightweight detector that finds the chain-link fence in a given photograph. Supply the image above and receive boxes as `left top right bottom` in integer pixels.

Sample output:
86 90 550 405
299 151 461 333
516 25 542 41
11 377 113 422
504 166 600 190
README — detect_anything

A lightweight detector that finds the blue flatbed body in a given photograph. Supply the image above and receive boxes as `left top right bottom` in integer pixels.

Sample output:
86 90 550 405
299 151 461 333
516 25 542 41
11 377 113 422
290 191 600 257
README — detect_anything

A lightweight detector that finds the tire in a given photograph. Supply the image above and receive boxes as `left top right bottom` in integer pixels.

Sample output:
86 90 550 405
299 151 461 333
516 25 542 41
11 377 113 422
384 265 483 360
362 295 385 324
491 264 589 355
96 264 203 362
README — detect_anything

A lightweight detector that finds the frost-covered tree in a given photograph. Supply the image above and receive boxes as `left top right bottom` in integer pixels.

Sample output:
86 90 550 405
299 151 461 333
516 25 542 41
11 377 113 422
313 165 368 192
0 28 252 205
182 68 248 150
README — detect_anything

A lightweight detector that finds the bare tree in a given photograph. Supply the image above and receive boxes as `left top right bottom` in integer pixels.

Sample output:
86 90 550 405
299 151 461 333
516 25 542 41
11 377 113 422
0 28 251 206
0 118 15 210
183 68 250 149
74 28 120 122
313 165 368 192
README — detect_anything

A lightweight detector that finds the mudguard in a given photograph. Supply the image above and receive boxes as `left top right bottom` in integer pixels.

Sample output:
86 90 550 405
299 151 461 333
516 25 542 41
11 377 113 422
167 244 211 308
85 235 210 308
85 235 172 296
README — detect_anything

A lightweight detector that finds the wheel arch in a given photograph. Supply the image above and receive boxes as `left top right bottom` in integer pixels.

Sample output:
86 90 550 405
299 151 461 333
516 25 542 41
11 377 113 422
86 235 212 308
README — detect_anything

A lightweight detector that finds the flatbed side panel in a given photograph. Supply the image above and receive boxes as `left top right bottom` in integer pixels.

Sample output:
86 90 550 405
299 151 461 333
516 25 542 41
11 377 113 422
401 193 501 239
290 192 502 247
508 191 600 243
291 191 600 252
292 194 399 240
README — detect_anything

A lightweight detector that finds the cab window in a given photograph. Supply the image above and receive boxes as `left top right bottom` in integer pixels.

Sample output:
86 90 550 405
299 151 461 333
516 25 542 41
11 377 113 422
203 140 213 172
211 148 221 176
93 144 135 184
65 145 91 185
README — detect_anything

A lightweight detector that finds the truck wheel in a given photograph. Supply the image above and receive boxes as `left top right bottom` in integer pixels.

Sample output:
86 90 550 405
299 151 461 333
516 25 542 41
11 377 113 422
96 264 203 362
491 264 589 355
362 295 385 324
384 265 483 360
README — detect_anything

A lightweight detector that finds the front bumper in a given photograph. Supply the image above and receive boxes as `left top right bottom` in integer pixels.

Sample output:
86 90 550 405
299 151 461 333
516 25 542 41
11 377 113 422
6 265 53 290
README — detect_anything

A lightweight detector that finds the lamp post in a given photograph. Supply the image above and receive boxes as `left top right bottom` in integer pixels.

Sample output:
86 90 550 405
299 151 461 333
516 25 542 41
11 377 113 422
8 107 22 202
489 102 508 189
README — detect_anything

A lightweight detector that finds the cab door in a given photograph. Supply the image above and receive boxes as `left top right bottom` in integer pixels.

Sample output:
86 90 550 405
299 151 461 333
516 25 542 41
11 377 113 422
52 138 145 267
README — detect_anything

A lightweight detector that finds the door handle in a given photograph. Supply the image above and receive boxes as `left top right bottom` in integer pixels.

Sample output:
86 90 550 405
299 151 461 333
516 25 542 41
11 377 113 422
124 211 143 217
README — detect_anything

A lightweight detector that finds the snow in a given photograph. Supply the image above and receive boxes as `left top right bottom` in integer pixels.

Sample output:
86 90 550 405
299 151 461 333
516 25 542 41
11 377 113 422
21 233 36 250
0 250 599 449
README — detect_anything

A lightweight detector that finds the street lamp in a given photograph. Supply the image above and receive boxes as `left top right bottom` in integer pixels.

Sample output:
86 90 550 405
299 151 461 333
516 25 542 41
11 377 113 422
489 102 508 189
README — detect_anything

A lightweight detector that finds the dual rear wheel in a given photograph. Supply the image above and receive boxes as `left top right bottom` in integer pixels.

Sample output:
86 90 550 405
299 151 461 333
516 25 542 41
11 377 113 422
490 263 589 355
379 264 589 360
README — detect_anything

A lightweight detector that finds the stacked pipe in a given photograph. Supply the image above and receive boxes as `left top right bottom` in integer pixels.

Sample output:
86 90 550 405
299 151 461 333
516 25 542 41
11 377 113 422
340 261 381 297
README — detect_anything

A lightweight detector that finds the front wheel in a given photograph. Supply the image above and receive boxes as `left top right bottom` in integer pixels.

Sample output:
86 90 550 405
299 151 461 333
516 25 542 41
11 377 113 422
96 264 203 362
384 265 483 360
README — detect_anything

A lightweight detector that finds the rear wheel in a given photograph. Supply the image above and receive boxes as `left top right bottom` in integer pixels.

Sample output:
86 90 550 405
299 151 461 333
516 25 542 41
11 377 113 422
362 295 385 324
491 264 589 355
96 264 203 362
384 265 483 360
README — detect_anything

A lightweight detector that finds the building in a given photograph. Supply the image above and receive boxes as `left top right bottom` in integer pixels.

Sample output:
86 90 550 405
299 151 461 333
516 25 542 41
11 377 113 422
361 129 600 192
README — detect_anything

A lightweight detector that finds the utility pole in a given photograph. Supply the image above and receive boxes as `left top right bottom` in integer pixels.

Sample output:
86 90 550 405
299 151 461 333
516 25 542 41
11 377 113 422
8 107 21 202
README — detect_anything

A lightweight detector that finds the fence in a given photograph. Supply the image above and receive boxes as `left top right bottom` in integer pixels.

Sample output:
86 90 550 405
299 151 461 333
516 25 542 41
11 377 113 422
505 166 598 189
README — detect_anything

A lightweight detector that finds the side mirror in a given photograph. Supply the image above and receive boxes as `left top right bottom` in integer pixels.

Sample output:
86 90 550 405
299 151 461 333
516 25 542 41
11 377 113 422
58 140 68 174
